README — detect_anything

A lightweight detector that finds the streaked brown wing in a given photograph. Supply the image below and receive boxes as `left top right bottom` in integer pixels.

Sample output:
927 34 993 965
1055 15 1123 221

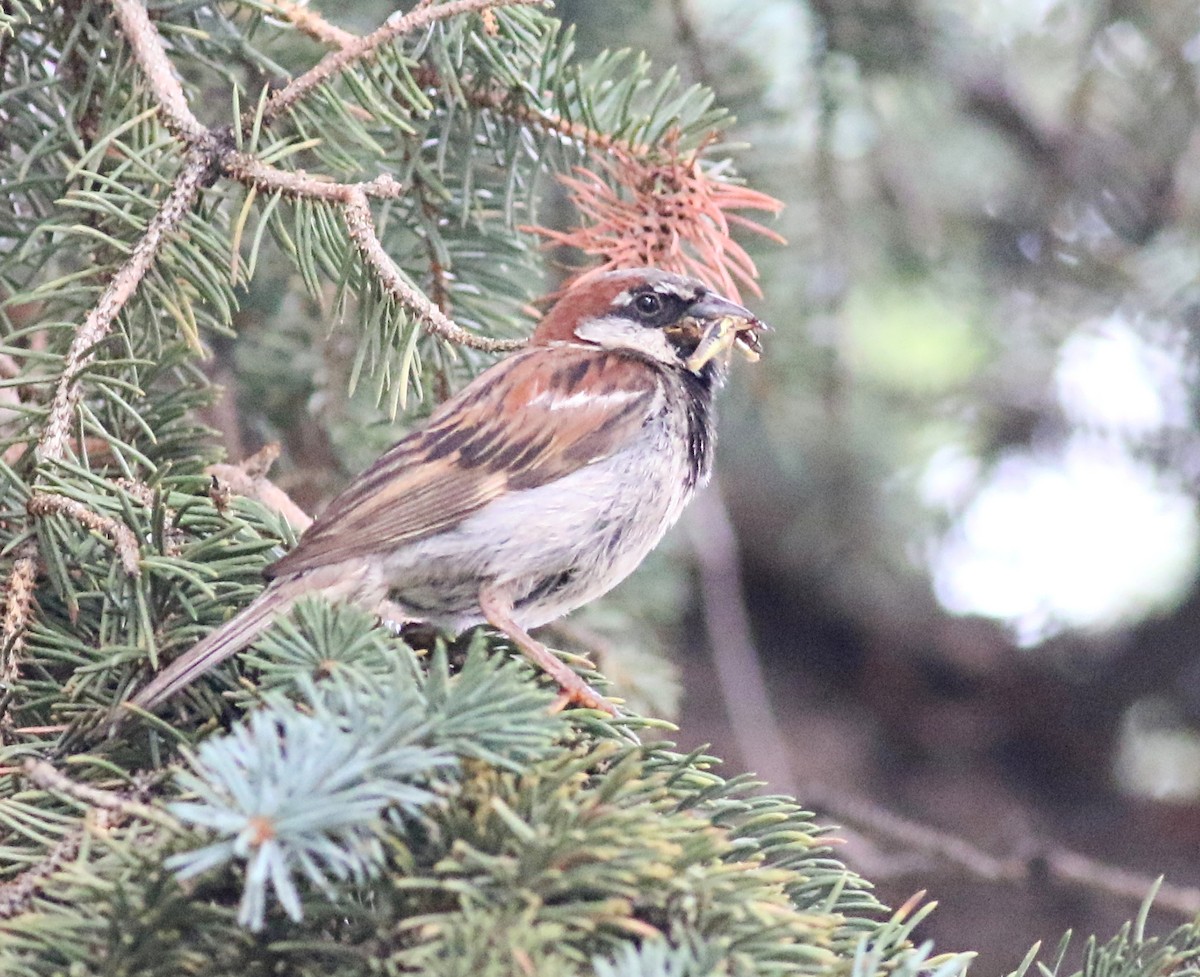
265 346 658 578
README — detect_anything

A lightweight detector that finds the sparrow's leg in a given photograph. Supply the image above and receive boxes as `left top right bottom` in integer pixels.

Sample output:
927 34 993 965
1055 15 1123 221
478 585 616 715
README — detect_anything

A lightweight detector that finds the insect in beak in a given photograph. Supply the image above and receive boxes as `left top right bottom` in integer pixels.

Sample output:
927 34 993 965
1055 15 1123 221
679 296 767 373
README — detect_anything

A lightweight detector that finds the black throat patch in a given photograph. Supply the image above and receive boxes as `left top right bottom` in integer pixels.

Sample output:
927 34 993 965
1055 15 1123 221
681 364 719 490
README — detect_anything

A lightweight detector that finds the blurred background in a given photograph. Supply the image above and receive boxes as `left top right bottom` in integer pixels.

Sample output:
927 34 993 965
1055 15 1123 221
219 0 1200 970
564 0 1200 970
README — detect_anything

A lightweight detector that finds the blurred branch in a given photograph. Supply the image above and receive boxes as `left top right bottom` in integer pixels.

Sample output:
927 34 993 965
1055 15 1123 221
22 759 176 829
687 477 796 795
960 78 1060 171
804 781 1200 918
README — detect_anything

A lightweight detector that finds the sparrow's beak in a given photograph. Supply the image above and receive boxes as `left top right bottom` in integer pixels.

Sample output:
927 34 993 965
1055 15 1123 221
682 295 767 373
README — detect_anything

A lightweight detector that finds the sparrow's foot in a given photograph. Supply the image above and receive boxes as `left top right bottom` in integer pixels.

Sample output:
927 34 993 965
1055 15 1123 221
479 586 617 716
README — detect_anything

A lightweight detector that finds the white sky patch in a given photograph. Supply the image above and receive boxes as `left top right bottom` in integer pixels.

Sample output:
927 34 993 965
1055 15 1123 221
1055 315 1190 435
929 438 1199 645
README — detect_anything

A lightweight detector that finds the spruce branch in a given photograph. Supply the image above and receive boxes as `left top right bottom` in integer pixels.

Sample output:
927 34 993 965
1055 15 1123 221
342 189 525 352
252 0 547 131
222 151 407 202
0 823 84 921
410 63 652 157
22 759 175 829
167 695 452 929
218 154 517 352
1 0 569 680
37 149 212 465
26 492 142 577
109 0 206 141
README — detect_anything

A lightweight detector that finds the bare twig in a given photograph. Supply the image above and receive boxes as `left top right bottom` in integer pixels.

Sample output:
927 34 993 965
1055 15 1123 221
109 0 207 141
1046 848 1200 916
254 0 544 130
36 149 212 464
26 492 141 576
343 188 524 352
686 477 796 795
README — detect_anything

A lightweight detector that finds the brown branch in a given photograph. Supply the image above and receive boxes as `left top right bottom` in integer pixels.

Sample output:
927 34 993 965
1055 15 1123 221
109 0 207 141
26 492 141 576
803 781 1200 918
258 0 356 49
36 149 211 464
254 0 544 130
1045 849 1200 917
343 188 524 352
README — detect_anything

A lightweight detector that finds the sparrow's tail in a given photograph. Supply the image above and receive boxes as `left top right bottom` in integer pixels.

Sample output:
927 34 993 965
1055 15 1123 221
128 580 303 713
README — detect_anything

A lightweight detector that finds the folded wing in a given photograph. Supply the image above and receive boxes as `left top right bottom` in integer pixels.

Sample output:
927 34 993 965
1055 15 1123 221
265 347 657 578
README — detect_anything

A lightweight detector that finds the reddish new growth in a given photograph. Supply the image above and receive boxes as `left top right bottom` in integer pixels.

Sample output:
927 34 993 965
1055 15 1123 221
531 143 784 301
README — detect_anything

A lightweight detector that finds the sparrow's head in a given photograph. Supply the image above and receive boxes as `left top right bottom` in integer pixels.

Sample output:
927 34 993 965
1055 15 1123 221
533 269 766 374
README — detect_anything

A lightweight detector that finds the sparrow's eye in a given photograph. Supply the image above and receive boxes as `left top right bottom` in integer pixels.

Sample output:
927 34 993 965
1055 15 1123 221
633 292 663 318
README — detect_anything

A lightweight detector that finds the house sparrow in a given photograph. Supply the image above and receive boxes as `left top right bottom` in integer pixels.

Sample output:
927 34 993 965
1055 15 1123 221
129 268 765 716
